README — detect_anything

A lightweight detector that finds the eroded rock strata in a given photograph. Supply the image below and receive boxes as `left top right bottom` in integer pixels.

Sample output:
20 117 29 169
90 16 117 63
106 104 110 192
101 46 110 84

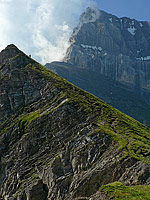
1 45 150 199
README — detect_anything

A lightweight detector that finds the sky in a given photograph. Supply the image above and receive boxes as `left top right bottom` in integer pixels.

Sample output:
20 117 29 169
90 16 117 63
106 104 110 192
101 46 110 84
0 0 150 64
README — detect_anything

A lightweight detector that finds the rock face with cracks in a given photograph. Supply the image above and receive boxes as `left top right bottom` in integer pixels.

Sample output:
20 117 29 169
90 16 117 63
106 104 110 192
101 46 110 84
1 45 150 199
64 8 150 98
46 8 150 124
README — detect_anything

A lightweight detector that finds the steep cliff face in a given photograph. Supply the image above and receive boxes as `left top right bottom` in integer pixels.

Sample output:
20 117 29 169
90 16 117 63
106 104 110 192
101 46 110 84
64 7 150 103
1 45 150 200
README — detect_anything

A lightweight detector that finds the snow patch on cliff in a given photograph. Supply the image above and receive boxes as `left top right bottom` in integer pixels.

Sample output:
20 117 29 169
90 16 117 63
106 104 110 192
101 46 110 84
136 56 150 61
139 22 143 27
109 18 113 23
128 27 136 35
81 44 102 51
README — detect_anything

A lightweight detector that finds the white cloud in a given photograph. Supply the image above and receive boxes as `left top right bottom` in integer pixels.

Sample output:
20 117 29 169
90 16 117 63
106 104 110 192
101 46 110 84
0 0 12 3
0 0 98 64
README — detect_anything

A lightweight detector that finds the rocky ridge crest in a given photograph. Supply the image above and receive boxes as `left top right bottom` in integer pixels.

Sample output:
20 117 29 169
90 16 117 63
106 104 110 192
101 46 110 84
1 45 150 199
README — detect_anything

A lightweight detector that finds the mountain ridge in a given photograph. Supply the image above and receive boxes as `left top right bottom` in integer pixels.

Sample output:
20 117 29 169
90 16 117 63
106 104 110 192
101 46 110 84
46 61 150 124
1 45 150 199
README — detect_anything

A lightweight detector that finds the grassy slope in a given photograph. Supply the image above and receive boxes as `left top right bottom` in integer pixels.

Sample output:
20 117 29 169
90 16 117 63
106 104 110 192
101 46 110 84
1 58 150 198
46 61 150 124
21 62 150 164
100 182 150 200
1 59 150 163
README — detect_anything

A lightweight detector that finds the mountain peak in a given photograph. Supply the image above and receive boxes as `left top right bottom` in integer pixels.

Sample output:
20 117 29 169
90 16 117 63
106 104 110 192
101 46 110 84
1 44 20 54
0 44 32 68
0 44 22 64
5 43 18 49
1 46 150 199
80 7 100 23
72 7 100 36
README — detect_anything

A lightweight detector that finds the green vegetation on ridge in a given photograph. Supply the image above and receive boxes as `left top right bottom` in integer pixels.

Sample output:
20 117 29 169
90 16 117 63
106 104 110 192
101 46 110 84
25 62 150 164
1 54 150 199
100 182 150 200
1 60 150 165
19 111 40 129
46 62 150 125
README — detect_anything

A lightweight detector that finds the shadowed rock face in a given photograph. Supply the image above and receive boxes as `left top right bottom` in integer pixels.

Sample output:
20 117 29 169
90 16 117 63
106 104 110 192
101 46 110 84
1 45 150 200
0 45 45 123
64 8 150 103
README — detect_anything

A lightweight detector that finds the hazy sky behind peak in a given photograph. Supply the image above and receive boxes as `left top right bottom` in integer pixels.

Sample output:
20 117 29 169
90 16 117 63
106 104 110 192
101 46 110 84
0 0 149 64
98 0 150 21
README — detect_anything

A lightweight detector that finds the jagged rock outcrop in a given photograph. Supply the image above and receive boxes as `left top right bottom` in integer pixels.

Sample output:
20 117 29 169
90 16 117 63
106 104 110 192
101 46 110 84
0 44 43 123
64 7 150 103
1 45 150 199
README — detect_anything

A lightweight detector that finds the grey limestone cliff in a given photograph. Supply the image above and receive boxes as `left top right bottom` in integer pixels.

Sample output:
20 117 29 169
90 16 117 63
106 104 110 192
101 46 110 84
64 7 150 103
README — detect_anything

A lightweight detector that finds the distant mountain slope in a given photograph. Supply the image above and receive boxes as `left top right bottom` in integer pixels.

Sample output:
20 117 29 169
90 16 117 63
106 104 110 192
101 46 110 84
64 8 150 96
46 7 150 125
1 45 150 199
46 61 150 125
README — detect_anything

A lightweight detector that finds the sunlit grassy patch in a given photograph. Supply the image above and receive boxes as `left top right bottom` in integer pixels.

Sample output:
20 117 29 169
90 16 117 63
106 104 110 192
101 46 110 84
100 182 150 200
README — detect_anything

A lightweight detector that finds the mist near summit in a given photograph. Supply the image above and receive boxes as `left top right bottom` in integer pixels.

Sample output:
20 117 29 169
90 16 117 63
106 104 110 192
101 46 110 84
0 0 98 64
